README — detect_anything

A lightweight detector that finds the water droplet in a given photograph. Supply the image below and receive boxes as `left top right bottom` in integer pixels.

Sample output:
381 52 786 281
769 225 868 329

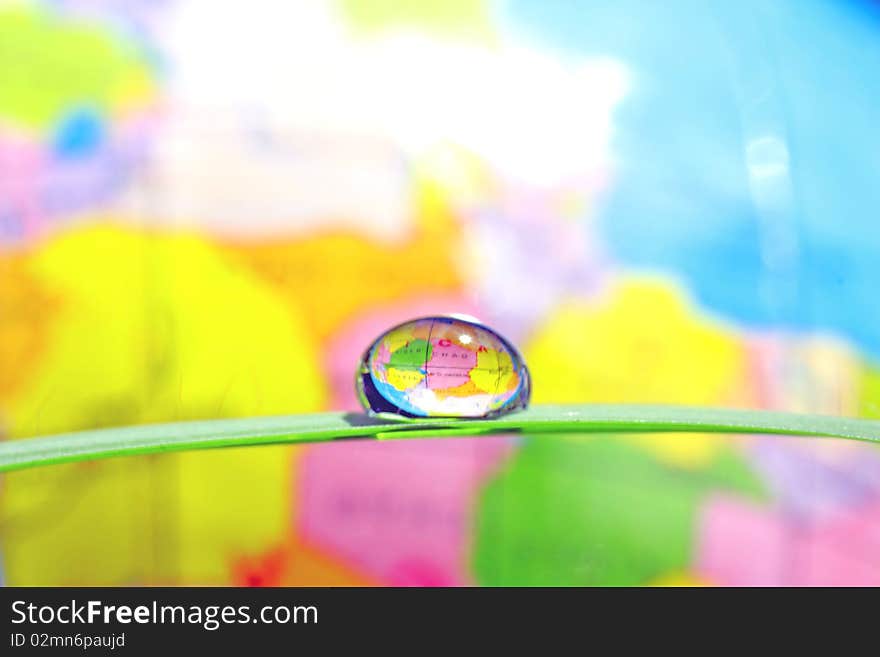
356 316 530 419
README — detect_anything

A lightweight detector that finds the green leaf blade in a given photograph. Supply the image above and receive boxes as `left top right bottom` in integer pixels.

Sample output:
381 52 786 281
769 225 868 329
1 404 879 474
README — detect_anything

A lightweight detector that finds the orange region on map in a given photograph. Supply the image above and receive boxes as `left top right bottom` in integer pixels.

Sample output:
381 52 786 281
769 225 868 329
221 178 465 344
232 535 380 587
0 255 61 404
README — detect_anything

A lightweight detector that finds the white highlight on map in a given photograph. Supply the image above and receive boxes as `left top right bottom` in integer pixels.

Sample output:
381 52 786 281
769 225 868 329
407 387 495 417
117 0 629 239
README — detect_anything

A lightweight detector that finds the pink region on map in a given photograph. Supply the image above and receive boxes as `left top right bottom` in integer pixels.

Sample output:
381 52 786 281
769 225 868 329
372 342 392 383
0 134 44 239
322 297 482 409
374 342 392 367
744 336 787 409
298 436 515 586
426 341 476 389
697 495 880 586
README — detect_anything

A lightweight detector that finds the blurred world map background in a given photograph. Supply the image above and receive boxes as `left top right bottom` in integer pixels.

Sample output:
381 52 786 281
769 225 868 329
1 0 879 586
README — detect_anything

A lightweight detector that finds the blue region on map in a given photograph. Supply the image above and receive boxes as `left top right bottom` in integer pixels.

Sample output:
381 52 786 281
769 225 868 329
505 0 880 361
